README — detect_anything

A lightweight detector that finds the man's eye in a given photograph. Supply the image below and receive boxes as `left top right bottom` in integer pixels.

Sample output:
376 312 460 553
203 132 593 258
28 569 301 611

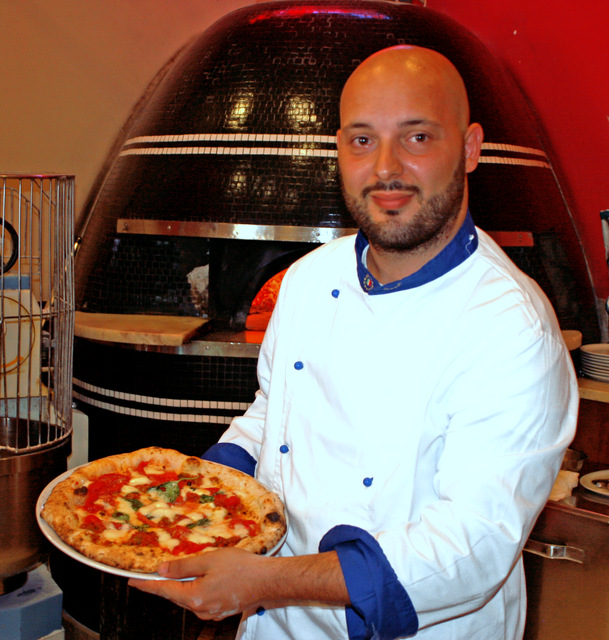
411 133 429 143
353 136 370 146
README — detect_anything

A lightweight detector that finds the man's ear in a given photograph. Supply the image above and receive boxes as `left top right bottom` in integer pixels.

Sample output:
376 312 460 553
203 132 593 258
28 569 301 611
336 129 342 148
464 123 484 173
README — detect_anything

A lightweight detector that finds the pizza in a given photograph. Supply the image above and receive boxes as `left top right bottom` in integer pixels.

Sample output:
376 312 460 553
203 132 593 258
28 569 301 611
40 446 286 574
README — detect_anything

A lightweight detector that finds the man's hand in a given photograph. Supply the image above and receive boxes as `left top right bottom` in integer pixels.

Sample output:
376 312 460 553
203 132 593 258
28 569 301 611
128 548 267 620
128 548 349 620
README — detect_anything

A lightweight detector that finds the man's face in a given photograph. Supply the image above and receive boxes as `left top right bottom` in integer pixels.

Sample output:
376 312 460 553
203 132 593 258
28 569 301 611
337 61 474 254
342 155 466 252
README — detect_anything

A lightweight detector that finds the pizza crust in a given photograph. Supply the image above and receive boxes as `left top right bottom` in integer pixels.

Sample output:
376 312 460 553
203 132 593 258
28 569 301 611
41 446 286 573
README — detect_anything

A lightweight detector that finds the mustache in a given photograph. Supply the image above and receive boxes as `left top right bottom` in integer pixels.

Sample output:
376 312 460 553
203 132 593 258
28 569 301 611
362 181 421 198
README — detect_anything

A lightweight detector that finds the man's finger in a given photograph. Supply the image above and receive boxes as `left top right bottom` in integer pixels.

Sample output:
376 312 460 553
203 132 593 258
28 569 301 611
128 577 227 620
127 577 179 597
157 553 215 579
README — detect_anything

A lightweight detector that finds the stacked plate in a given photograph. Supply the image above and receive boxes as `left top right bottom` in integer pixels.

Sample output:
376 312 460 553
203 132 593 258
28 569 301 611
580 344 609 383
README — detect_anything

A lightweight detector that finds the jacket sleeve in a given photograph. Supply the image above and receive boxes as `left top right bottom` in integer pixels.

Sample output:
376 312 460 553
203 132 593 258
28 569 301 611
202 442 257 476
320 525 418 639
378 325 578 631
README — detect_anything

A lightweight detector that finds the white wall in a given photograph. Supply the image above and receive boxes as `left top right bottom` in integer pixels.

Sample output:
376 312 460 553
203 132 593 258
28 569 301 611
0 0 263 221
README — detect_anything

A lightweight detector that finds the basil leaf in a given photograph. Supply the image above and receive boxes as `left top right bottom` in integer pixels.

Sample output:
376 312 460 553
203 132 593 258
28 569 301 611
199 494 214 504
187 517 210 529
112 512 131 523
148 480 180 503
124 497 144 511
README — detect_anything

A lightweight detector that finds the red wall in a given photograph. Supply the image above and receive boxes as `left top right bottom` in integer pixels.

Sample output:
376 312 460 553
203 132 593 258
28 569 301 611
428 0 609 301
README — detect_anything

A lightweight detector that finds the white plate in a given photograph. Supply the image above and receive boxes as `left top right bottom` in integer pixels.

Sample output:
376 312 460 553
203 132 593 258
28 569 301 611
580 470 609 496
582 371 609 383
37 466 287 581
581 358 609 364
581 364 609 376
581 366 609 376
581 344 609 357
581 354 609 361
581 352 609 363
581 350 609 359
581 370 609 379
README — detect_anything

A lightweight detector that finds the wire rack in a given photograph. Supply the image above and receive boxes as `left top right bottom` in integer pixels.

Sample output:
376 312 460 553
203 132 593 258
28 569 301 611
0 174 74 453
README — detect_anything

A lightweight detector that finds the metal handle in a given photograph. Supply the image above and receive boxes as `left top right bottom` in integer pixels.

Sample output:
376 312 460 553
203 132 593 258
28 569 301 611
1 219 19 274
524 538 585 564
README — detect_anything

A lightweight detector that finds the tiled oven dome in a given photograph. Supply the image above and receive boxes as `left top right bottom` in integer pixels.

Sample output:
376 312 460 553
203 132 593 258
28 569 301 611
75 0 597 338
72 0 599 468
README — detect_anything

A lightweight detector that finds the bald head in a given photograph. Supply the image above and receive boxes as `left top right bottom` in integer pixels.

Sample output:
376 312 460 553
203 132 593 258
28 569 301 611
340 45 471 131
335 45 484 275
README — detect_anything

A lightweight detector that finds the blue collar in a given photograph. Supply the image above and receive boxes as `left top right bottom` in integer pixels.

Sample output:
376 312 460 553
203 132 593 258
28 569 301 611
355 211 478 294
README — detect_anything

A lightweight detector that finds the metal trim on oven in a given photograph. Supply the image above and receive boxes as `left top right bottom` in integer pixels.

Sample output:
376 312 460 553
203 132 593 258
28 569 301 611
74 337 261 358
116 219 358 243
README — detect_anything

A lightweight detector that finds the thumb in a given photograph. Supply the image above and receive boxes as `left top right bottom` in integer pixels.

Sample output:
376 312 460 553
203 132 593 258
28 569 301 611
157 554 211 579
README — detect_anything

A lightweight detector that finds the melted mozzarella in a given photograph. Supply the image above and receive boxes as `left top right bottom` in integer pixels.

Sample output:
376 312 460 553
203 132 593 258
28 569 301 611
116 497 137 516
145 506 177 520
127 475 151 487
102 528 131 542
142 463 166 475
155 529 180 550
185 529 217 545
186 508 212 522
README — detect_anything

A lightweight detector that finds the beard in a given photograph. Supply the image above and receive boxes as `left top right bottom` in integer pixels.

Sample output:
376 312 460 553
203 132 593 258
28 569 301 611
343 155 466 254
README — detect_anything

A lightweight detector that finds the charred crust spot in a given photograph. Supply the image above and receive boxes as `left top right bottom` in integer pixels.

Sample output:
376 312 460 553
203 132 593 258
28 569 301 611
258 547 268 555
73 486 88 496
265 511 281 523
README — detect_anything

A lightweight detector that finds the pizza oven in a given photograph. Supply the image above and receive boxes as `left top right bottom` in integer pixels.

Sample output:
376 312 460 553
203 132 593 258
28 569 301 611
73 0 598 469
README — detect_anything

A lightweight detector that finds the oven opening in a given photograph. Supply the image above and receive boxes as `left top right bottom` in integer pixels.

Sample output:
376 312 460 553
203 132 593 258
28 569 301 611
246 268 287 332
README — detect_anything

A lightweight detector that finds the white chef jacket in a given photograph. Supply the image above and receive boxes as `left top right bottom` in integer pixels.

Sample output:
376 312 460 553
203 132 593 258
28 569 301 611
205 212 578 639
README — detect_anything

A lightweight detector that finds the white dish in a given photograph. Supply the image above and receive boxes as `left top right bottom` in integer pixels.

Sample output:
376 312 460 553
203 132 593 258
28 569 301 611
581 352 609 362
580 470 609 496
581 353 609 360
581 344 609 357
582 371 609 383
581 370 609 378
581 364 609 376
582 371 609 380
581 350 609 358
581 365 609 375
581 352 609 361
37 466 287 581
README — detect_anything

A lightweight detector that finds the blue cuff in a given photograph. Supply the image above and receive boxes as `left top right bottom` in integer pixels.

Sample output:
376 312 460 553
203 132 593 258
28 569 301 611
320 525 418 640
202 443 257 476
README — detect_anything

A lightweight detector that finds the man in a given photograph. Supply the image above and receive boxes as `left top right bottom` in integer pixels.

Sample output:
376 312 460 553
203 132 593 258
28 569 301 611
131 45 578 639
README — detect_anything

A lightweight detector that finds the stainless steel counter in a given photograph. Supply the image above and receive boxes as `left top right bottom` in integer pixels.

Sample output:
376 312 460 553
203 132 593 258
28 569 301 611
524 467 609 639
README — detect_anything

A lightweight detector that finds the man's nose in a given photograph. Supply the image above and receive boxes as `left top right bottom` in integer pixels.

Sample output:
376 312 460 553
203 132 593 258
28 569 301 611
374 142 403 180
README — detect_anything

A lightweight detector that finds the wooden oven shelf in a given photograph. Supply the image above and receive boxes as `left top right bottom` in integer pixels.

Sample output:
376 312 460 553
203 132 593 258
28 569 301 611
578 377 609 403
74 311 209 346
